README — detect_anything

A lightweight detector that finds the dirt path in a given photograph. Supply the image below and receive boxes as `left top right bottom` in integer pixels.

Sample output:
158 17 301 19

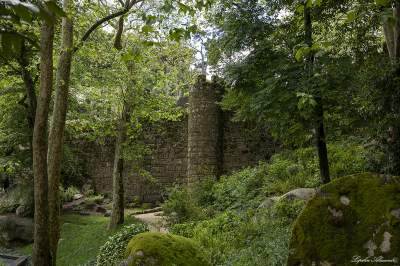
134 211 168 233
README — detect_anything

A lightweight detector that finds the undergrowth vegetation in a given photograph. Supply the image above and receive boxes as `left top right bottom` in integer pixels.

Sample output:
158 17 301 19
96 223 149 266
163 141 383 265
60 186 80 204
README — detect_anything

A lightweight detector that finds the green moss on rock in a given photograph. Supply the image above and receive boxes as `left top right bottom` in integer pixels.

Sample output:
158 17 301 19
123 232 210 266
288 173 400 265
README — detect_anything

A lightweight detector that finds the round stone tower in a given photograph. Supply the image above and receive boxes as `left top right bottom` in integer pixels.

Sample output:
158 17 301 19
187 75 223 184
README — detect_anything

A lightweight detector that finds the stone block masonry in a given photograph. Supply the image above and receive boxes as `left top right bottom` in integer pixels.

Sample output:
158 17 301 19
73 76 279 203
187 75 224 183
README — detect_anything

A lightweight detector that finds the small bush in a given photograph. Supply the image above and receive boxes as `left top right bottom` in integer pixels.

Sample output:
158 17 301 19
85 194 104 205
191 177 216 207
213 165 267 211
82 183 95 197
60 186 80 204
169 222 198 238
162 186 205 224
0 183 33 215
96 223 148 266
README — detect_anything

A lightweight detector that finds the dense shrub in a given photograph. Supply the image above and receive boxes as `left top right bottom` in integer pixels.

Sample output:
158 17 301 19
0 183 33 215
212 165 266 211
264 141 384 195
170 200 304 266
164 141 381 266
162 186 206 224
96 223 148 266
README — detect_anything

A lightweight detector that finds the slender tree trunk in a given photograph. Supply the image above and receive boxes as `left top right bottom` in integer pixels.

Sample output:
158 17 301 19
108 12 128 230
315 98 330 183
108 102 130 230
394 2 400 58
392 3 400 175
32 21 54 266
19 41 37 234
19 41 37 157
48 0 74 263
383 20 395 58
383 2 400 175
304 3 330 184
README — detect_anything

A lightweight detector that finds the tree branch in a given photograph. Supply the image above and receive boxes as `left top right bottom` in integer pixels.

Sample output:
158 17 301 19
73 0 142 53
113 15 125 50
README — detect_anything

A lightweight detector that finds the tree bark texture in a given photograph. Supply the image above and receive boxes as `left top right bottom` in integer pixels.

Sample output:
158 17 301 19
19 42 37 132
19 41 37 157
315 98 330 183
48 0 74 263
32 21 54 266
113 15 124 50
108 102 130 230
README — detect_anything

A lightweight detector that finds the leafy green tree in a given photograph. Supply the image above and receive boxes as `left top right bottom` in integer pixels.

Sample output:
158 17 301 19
207 0 359 183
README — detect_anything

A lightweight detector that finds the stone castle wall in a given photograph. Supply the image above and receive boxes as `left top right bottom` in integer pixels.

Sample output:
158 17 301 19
73 76 279 203
187 76 224 183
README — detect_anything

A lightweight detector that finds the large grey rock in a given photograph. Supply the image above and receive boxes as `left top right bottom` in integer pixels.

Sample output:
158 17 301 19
259 188 316 209
0 215 34 245
281 188 316 200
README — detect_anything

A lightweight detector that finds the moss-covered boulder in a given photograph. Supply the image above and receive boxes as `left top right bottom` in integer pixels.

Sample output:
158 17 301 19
122 232 210 266
288 173 400 265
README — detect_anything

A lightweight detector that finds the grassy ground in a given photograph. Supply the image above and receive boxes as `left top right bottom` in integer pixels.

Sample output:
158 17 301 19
19 214 140 266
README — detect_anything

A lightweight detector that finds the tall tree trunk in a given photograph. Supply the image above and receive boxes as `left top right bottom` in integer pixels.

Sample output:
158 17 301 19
394 2 400 58
304 3 330 184
108 102 130 230
32 21 54 266
48 0 74 263
383 2 400 175
383 20 395 58
19 41 37 157
108 12 127 230
315 98 330 183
